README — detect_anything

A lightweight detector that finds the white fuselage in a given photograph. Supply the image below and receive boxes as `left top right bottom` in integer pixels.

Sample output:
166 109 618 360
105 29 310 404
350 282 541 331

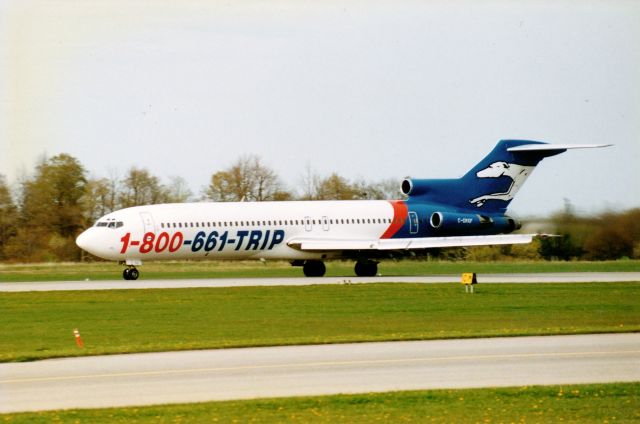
76 200 400 263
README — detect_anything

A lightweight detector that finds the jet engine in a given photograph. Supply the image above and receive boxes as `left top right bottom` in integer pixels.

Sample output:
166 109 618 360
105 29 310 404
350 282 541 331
429 211 520 233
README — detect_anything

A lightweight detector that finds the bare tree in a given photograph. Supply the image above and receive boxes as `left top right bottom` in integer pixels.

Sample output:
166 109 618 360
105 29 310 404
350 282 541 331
205 155 290 202
165 176 193 203
119 168 167 207
299 163 321 200
82 177 114 225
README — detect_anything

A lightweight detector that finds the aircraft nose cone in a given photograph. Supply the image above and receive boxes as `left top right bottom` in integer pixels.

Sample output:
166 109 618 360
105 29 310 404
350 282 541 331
75 229 92 251
76 227 119 260
76 228 103 256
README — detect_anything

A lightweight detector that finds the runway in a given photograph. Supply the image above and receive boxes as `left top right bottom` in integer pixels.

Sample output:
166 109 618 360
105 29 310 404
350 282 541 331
2 333 639 413
1 272 639 292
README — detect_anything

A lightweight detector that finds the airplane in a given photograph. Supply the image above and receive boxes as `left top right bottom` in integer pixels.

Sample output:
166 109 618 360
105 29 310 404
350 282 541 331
76 140 609 280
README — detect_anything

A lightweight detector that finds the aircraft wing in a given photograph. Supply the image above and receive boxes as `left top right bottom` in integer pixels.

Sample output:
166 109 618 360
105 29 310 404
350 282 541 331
287 233 538 251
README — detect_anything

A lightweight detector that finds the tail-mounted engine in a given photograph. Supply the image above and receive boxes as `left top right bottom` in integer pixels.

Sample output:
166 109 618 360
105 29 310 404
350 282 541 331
429 211 520 234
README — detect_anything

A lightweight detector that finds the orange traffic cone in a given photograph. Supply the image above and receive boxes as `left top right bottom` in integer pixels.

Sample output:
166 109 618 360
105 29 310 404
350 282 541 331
73 328 84 348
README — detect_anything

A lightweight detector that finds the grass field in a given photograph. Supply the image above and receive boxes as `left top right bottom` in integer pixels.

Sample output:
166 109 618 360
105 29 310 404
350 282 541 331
1 282 638 362
1 259 639 282
2 383 638 423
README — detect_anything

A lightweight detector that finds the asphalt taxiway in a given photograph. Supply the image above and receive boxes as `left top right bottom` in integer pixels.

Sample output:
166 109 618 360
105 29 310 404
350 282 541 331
1 272 639 292
2 333 639 413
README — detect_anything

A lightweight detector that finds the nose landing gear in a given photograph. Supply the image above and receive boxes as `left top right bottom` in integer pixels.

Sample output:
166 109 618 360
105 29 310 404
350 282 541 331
123 266 139 280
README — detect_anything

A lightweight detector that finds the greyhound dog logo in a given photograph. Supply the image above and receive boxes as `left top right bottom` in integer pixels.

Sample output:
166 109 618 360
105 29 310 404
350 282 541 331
469 162 534 207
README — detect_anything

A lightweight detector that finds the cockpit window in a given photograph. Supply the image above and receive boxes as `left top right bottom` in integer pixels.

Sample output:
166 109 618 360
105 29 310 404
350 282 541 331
96 220 124 229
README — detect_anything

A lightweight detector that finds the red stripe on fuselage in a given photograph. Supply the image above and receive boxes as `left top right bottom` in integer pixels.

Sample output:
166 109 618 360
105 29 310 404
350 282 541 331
381 200 408 239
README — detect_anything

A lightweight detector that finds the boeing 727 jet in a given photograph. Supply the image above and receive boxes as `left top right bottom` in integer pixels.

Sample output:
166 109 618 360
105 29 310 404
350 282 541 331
76 140 608 280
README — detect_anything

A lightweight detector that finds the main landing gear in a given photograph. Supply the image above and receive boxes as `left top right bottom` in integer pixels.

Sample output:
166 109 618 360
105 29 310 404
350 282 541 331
302 260 326 277
123 266 139 280
354 260 378 277
293 259 379 277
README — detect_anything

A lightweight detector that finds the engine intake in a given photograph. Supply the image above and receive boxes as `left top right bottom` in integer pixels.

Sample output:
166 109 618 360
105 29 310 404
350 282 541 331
401 178 433 197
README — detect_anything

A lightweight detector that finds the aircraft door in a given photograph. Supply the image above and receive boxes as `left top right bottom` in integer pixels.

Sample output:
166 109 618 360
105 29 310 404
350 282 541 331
322 216 330 231
140 212 156 234
304 216 312 232
409 211 419 235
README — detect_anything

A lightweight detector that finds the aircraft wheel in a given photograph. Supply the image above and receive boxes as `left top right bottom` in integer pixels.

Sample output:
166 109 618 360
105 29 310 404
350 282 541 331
303 260 326 277
355 261 377 277
123 268 131 280
129 268 139 280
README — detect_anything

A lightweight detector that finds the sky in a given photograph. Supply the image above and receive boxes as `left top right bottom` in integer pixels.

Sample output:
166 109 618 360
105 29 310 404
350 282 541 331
1 0 639 217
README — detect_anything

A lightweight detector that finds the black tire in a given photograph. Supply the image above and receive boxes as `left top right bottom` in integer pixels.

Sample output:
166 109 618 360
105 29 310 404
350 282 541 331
355 261 377 277
129 268 140 280
123 268 131 280
303 260 326 277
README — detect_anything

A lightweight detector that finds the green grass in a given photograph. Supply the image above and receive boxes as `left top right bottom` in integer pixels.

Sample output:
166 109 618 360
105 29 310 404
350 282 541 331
1 283 639 362
2 383 639 423
1 259 639 282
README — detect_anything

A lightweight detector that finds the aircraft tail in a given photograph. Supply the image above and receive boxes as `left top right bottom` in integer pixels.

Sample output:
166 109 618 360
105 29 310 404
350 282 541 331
401 139 609 213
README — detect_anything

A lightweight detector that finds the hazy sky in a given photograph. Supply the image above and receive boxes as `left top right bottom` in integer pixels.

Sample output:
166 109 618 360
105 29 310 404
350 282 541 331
1 0 639 216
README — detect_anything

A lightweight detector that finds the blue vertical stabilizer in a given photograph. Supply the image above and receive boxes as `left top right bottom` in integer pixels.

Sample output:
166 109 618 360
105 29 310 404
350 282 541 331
402 140 568 213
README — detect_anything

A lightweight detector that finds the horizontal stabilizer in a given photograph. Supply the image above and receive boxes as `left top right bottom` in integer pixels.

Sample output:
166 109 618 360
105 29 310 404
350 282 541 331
288 234 538 251
507 143 612 152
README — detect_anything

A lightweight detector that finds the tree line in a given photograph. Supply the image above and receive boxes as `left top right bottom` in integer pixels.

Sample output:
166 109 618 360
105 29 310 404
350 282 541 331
0 153 400 262
0 153 638 263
